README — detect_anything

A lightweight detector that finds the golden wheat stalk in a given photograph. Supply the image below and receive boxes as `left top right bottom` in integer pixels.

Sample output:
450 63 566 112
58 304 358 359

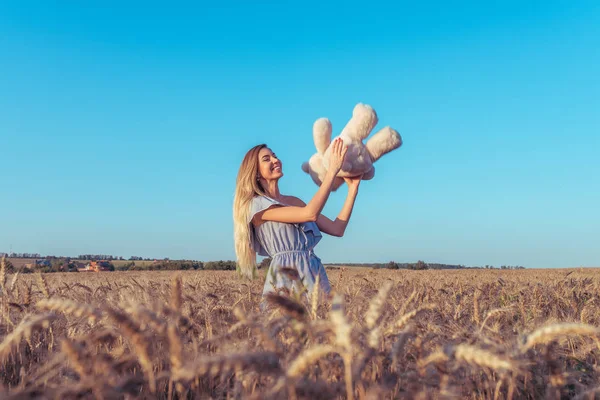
0 255 6 294
286 345 338 377
311 274 320 320
36 298 102 323
21 352 68 387
520 322 600 352
335 267 345 290
167 324 183 374
330 294 352 351
391 325 415 371
264 292 307 320
452 343 518 373
60 338 90 379
330 293 354 400
127 305 167 334
580 303 594 324
23 283 32 306
398 288 418 316
104 306 156 392
72 283 93 294
170 273 182 310
367 326 381 350
36 273 50 298
0 313 57 361
384 304 437 336
417 348 449 375
473 288 481 326
9 271 19 293
365 280 393 330
479 306 514 332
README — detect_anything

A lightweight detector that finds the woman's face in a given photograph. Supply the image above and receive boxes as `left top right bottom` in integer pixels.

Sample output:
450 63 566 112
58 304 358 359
257 147 283 181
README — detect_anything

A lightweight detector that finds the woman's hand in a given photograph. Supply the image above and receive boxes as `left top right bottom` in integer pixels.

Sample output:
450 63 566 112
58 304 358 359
327 138 348 174
343 174 363 192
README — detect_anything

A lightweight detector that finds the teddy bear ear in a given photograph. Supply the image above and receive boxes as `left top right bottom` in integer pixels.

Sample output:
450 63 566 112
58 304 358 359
301 162 310 173
313 118 332 154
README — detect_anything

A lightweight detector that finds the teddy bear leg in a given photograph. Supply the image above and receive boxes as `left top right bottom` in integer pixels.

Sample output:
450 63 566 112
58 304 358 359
362 166 375 180
365 126 402 162
313 118 332 154
340 103 379 142
302 154 327 187
331 176 345 192
301 162 321 186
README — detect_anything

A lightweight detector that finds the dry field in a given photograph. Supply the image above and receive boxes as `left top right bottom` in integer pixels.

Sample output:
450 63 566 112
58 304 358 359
1 264 600 399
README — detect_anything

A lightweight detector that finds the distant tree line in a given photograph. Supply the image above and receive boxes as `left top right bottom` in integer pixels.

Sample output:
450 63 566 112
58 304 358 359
334 261 526 270
78 255 125 261
3 253 526 274
385 260 432 270
118 260 236 271
4 258 238 273
486 265 526 270
2 252 41 258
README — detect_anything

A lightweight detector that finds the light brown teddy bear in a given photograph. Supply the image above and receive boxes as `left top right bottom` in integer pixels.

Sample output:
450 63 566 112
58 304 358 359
301 103 403 191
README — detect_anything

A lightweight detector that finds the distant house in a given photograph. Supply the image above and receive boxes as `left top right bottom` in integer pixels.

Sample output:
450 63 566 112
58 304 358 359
36 259 52 268
75 262 89 272
82 261 113 272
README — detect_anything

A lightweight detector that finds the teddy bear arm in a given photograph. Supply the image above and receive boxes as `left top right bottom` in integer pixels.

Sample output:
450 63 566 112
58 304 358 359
365 126 402 162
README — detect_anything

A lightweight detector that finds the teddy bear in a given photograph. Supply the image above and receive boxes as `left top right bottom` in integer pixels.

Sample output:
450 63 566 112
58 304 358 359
301 103 403 191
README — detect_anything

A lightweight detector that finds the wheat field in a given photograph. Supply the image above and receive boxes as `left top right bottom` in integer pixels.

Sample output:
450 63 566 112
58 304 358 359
1 262 600 399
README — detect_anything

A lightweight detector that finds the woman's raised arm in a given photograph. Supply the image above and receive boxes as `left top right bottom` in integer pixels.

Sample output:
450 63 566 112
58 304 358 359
254 138 348 225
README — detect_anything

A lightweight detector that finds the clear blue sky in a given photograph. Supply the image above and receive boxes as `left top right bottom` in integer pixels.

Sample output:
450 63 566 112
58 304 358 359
1 1 599 268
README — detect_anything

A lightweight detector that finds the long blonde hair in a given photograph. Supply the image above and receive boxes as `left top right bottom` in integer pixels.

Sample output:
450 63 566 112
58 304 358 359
233 144 268 279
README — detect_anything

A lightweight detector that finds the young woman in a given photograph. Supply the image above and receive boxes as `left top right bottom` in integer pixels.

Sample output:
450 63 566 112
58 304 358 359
232 138 362 299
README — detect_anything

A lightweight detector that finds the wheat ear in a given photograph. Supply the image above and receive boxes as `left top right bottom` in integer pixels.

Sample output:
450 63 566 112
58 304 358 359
385 304 437 336
286 345 338 377
0 313 57 361
0 256 6 294
36 273 50 298
104 307 156 392
452 344 519 373
330 293 354 400
9 271 19 294
520 322 600 352
36 298 102 323
311 274 320 320
365 280 393 330
170 273 182 310
479 306 514 332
